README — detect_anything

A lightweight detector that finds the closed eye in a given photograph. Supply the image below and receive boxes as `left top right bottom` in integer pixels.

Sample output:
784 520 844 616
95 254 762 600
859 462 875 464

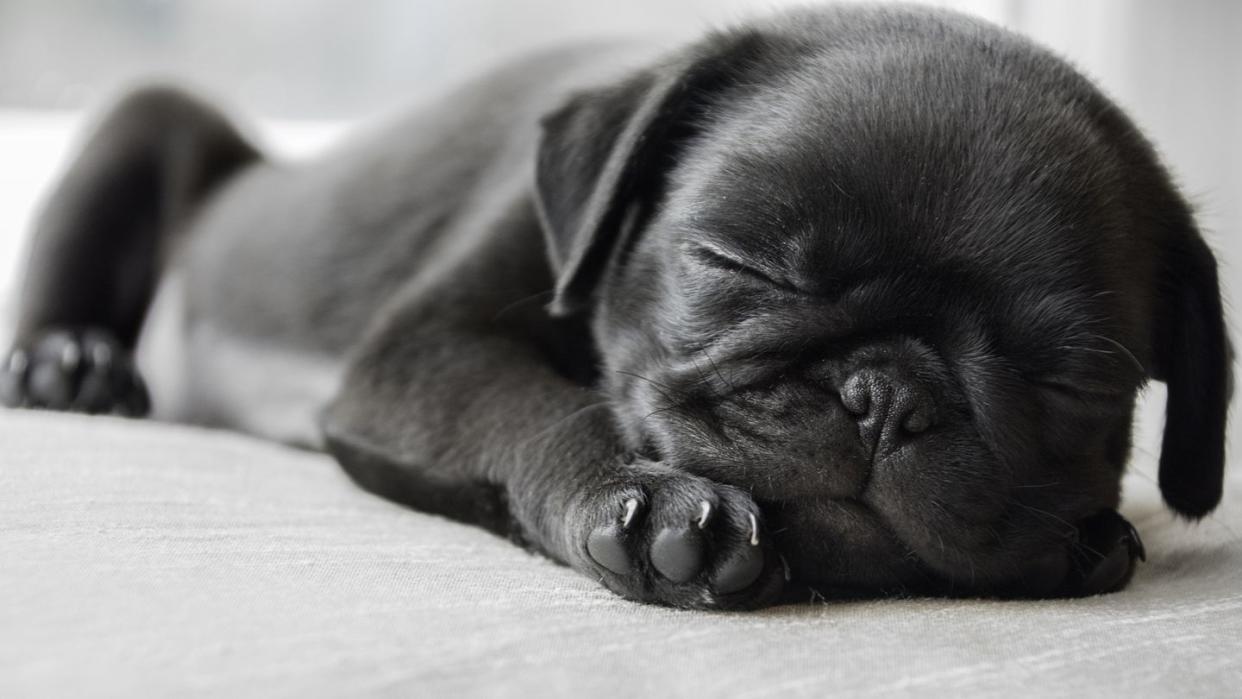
689 244 803 293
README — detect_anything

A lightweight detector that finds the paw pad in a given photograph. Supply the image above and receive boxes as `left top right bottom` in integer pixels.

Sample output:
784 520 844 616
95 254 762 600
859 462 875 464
650 526 705 583
579 473 780 608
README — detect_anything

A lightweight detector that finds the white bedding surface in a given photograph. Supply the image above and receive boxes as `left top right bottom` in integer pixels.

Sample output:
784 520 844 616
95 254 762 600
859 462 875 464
1 410 1240 697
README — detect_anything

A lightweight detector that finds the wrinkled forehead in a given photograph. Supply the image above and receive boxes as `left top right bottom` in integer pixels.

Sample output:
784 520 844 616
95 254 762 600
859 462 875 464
651 67 1154 384
661 56 1139 282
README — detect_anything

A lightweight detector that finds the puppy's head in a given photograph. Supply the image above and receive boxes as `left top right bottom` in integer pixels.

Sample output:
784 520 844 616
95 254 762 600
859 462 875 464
536 7 1231 597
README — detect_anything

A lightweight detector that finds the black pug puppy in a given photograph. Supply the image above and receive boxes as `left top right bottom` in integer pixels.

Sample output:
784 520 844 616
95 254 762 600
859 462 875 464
1 5 1230 609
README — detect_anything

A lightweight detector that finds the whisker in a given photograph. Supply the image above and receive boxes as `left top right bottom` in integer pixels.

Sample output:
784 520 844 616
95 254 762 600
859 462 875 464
1090 334 1146 375
1013 502 1077 538
701 349 736 392
614 369 683 407
641 403 684 423
490 289 555 323
1013 481 1062 490
689 356 714 390
614 369 675 392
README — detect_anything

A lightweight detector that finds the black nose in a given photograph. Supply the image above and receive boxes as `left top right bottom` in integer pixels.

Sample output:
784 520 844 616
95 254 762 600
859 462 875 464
840 368 935 455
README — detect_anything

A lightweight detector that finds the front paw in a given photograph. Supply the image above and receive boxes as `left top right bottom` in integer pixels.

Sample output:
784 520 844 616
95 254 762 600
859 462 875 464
571 463 786 609
0 327 149 416
1067 509 1146 596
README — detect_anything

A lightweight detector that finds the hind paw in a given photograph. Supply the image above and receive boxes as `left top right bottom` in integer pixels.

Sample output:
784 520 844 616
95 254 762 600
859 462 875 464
1 327 150 416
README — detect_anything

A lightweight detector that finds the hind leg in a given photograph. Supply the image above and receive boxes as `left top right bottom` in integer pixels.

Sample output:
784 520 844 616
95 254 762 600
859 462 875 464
1 86 259 414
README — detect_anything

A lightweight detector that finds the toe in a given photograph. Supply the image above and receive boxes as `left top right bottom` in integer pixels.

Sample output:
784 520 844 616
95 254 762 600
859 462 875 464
27 359 73 408
712 544 765 594
651 526 706 583
74 366 114 413
587 526 632 575
1081 544 1133 595
0 349 29 406
117 364 152 416
22 331 80 408
585 494 645 576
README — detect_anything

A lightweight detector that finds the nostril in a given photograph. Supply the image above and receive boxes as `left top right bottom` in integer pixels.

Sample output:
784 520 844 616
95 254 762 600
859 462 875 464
840 373 871 416
889 382 935 436
898 395 935 434
901 408 932 434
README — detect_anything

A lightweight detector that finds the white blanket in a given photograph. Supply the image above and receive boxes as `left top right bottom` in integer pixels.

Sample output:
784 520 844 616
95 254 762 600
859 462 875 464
1 410 1239 697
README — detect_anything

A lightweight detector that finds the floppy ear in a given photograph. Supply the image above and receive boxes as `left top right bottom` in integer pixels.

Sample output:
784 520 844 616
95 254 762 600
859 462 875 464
1151 214 1233 518
535 32 763 317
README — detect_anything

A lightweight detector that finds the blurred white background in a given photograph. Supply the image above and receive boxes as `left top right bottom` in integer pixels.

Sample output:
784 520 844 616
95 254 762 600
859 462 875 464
0 0 1239 451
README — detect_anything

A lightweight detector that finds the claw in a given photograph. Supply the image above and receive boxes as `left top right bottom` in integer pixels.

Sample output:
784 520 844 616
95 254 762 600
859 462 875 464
780 553 792 581
697 501 712 529
7 349 28 373
748 512 760 546
621 498 640 529
60 341 81 371
90 342 112 367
